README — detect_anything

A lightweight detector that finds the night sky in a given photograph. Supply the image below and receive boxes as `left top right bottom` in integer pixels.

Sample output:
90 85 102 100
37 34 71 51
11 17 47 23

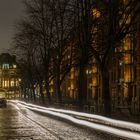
0 0 23 52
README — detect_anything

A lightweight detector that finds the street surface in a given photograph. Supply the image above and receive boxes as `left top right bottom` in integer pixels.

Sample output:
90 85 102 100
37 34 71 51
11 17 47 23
0 102 126 140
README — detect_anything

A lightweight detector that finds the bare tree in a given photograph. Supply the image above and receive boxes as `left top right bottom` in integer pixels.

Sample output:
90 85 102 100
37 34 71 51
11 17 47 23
90 0 140 116
50 0 76 104
73 0 140 115
13 20 38 102
13 0 75 105
23 0 56 104
73 0 94 110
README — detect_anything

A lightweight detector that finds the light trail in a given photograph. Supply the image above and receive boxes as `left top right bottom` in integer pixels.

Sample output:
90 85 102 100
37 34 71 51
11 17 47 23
16 102 140 140
10 100 140 140
14 100 140 133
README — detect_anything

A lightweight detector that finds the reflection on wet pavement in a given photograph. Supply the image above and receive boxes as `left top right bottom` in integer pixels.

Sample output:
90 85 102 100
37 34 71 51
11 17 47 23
0 102 123 140
0 103 58 140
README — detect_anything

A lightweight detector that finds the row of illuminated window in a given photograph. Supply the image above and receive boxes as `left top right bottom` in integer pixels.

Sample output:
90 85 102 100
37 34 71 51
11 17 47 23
117 36 133 65
0 79 19 88
111 65 133 83
0 64 17 69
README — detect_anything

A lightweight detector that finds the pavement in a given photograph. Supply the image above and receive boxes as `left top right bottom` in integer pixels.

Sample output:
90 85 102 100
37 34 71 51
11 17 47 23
0 102 125 140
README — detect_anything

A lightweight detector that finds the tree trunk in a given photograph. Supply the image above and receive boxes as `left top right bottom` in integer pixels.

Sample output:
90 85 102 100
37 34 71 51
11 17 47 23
56 77 62 104
56 65 62 104
101 69 112 117
23 88 27 100
78 64 87 111
29 86 32 101
32 85 36 102
39 81 45 104
127 83 132 105
46 83 51 105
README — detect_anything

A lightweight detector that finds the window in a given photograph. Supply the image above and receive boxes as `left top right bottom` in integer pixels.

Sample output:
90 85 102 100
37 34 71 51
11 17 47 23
16 80 19 86
124 65 133 82
2 64 9 69
123 36 131 50
92 8 101 18
13 64 17 68
2 80 9 88
11 80 15 87
123 53 132 64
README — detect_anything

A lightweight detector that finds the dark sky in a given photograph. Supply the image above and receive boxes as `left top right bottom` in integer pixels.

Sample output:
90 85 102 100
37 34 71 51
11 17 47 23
0 0 23 53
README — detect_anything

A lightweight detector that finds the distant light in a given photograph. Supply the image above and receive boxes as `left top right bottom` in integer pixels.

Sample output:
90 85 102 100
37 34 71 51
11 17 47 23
119 62 123 66
86 69 89 74
13 64 17 68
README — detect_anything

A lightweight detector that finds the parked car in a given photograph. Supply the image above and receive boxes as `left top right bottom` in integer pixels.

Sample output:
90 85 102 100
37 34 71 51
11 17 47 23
0 98 7 107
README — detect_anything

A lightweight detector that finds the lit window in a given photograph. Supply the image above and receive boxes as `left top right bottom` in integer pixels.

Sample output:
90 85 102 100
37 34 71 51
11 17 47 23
92 66 97 73
13 64 17 68
92 76 97 86
11 80 14 87
4 80 9 87
70 72 74 79
2 64 9 69
71 83 74 90
123 53 132 64
123 36 131 50
124 66 133 82
92 8 101 18
16 80 19 86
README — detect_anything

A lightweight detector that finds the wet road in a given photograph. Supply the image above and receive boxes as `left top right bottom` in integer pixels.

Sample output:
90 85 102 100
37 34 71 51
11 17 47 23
0 103 58 140
0 102 123 140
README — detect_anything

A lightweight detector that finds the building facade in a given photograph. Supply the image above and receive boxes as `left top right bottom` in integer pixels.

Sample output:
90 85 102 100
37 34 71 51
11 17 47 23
0 53 20 99
30 0 140 115
58 1 140 115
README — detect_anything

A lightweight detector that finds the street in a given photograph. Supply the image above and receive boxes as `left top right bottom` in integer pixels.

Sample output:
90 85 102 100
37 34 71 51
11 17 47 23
0 102 58 140
0 0 140 139
0 102 125 140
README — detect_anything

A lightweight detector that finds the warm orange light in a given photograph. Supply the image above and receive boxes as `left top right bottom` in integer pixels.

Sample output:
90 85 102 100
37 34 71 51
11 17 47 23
70 68 75 79
92 77 97 86
92 8 101 18
124 67 131 82
123 36 131 50
92 66 97 73
123 53 131 64
71 73 74 79
71 83 74 90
